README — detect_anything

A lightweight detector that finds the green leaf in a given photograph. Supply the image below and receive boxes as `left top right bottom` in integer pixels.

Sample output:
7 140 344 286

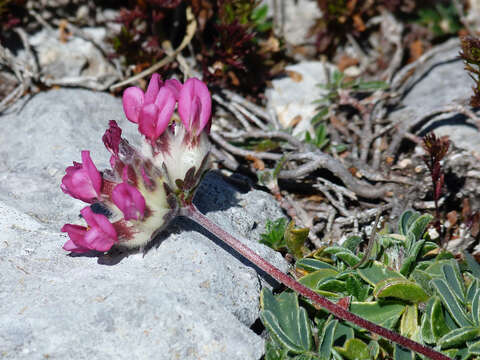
431 278 473 327
265 340 290 360
317 278 346 293
311 108 328 125
357 261 406 286
350 301 405 329
400 240 425 276
438 327 480 349
285 221 309 259
334 338 370 360
342 236 363 253
431 297 451 339
442 263 466 304
323 246 355 256
296 258 337 272
368 341 380 359
467 279 478 305
335 251 360 267
318 319 338 360
251 4 268 22
355 81 389 91
472 289 480 326
394 344 414 360
299 269 339 289
399 210 420 236
260 289 313 353
407 214 433 242
260 218 288 250
425 259 457 278
421 297 436 344
333 322 354 346
409 269 434 295
464 252 480 279
373 278 429 302
468 339 480 355
400 304 418 338
346 275 370 301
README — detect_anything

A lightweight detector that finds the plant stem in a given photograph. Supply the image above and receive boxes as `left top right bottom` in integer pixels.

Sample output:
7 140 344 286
181 203 451 360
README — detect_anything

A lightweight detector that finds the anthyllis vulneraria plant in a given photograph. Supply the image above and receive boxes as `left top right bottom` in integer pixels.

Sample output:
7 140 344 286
60 74 449 360
60 74 211 252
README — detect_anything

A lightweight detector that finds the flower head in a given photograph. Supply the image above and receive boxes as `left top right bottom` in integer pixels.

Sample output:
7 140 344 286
61 74 212 253
61 150 102 203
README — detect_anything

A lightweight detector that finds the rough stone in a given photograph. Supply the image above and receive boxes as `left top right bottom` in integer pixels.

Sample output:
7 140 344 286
265 61 337 137
261 0 321 58
22 28 119 89
389 39 480 155
0 89 289 359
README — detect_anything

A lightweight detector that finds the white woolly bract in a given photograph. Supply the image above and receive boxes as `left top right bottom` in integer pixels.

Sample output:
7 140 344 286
146 125 210 189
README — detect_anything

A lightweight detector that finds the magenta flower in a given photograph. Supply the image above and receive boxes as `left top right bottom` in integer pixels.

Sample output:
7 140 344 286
178 78 212 134
61 206 117 253
122 73 163 124
61 150 102 203
112 168 146 221
122 74 178 141
138 87 176 141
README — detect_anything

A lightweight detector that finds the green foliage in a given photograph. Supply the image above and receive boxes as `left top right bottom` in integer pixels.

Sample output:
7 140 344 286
260 218 288 251
261 210 480 359
260 218 309 259
305 124 329 150
308 70 387 153
416 3 461 36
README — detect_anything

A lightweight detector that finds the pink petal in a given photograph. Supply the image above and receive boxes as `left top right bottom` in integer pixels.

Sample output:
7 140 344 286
178 78 211 134
62 239 89 253
81 151 102 196
154 87 176 138
61 151 101 203
84 227 115 252
145 73 163 105
164 79 182 100
102 120 122 156
61 224 90 253
138 103 159 141
80 207 117 249
123 87 144 123
112 182 146 221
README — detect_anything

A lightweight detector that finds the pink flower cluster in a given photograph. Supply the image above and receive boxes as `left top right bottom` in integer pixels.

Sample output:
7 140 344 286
61 75 212 253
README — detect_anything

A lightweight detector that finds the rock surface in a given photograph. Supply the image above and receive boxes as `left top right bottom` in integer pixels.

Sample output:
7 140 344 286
0 89 289 359
389 39 480 154
20 28 119 89
265 61 337 137
262 0 321 54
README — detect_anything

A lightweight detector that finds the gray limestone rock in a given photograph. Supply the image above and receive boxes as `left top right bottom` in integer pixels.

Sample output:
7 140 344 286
0 89 289 359
21 28 119 89
265 61 337 137
389 39 480 154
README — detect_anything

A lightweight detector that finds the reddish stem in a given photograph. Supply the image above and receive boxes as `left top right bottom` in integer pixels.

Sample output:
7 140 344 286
181 204 451 360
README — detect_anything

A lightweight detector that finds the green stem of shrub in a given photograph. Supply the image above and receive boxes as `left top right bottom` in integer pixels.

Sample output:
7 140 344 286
181 203 450 360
